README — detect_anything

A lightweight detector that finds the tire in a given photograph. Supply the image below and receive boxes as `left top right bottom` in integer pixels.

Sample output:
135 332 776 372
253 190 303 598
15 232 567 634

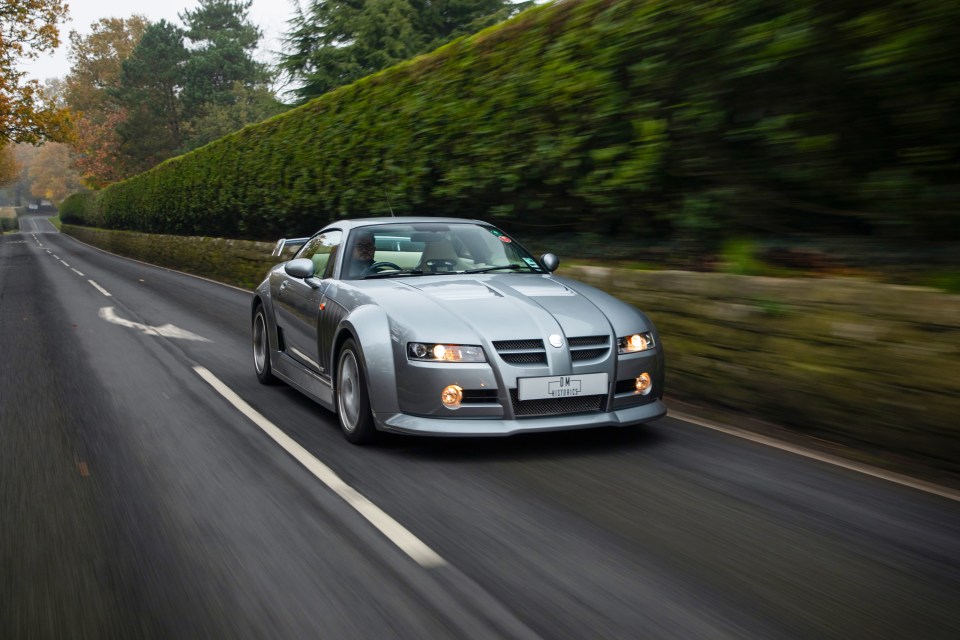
253 305 279 385
336 339 377 444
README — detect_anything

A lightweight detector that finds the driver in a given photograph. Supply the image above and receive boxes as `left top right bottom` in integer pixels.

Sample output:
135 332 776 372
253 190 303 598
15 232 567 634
347 230 376 277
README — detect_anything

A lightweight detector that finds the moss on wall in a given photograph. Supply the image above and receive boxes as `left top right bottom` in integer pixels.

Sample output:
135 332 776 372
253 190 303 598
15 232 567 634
566 266 960 472
63 225 280 290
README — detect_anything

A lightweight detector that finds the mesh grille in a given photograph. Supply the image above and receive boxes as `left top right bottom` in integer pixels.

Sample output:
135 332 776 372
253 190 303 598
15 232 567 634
569 335 610 362
494 339 543 351
501 352 546 364
571 348 608 361
509 389 605 417
568 335 608 347
495 339 546 365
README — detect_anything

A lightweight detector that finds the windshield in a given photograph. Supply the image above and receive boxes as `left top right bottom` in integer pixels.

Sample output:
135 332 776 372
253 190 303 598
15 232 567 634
341 222 544 280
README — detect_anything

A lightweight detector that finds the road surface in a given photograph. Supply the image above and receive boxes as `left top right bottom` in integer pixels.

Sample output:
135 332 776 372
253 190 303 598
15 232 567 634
2 216 958 638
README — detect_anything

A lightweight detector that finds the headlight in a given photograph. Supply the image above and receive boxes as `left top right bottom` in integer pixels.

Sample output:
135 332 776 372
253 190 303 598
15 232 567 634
618 332 655 354
408 343 486 362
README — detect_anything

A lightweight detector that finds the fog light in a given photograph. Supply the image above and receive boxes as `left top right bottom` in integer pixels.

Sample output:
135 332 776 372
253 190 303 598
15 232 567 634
441 384 463 408
635 373 652 395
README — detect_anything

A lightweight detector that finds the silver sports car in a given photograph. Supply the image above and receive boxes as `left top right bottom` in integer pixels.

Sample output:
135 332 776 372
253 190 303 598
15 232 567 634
252 218 666 443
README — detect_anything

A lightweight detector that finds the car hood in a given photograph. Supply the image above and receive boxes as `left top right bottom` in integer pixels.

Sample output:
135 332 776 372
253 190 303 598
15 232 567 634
360 274 646 344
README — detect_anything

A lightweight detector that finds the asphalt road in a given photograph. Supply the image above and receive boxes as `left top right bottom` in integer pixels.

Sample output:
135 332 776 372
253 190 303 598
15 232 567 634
2 216 958 639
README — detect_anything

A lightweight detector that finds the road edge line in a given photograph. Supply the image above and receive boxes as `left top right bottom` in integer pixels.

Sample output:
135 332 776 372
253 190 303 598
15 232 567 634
192 365 448 568
670 410 960 502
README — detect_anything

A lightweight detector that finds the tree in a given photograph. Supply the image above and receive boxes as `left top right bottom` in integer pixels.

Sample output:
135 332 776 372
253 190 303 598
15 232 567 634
64 16 149 113
0 145 21 186
178 0 279 150
113 20 189 174
183 82 286 149
179 0 269 116
24 142 84 203
279 0 530 103
0 0 72 143
63 16 149 187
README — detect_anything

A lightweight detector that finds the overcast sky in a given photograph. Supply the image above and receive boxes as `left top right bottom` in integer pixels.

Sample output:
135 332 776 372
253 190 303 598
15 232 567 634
22 0 296 83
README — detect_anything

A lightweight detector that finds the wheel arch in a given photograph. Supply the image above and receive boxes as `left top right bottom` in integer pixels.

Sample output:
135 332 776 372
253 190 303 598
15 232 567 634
333 305 400 415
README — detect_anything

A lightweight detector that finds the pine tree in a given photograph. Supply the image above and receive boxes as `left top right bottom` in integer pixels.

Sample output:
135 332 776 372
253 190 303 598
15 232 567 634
114 20 189 172
179 0 270 117
280 0 530 103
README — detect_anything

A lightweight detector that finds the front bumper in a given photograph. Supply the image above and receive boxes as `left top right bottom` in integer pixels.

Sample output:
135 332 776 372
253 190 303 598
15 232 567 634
374 399 667 437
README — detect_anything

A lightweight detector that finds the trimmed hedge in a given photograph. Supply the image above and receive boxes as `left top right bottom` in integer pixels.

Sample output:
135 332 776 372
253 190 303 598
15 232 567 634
76 0 959 243
0 207 17 232
58 192 98 226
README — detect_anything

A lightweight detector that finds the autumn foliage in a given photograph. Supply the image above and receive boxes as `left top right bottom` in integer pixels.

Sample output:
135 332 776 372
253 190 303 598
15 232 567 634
0 0 72 144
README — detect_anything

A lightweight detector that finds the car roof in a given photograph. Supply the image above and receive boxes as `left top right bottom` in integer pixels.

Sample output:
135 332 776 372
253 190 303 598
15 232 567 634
329 217 489 232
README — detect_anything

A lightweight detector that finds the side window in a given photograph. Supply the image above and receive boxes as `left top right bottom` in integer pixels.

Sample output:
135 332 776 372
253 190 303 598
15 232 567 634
296 230 342 278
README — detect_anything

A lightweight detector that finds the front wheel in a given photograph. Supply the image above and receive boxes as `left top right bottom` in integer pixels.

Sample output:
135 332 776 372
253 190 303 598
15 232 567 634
253 305 278 385
336 339 377 444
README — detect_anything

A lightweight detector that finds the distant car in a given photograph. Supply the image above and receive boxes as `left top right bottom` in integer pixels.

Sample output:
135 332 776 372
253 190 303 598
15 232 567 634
252 218 666 443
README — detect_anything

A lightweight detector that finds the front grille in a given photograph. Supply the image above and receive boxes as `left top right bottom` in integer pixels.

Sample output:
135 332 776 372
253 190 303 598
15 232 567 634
494 339 542 350
509 389 605 417
569 335 610 362
571 348 607 361
494 339 546 365
501 352 546 364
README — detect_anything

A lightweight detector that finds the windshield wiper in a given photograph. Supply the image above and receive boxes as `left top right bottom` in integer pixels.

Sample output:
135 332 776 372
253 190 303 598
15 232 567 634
464 264 539 274
362 269 423 279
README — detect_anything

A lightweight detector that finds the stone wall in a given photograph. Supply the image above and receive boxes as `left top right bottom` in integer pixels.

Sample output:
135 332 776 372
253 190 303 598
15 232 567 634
566 266 960 472
63 225 959 472
64 225 280 290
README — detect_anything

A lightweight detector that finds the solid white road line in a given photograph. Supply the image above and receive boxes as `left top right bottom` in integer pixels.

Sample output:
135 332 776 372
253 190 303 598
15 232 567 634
670 411 960 502
192 366 447 569
88 280 112 297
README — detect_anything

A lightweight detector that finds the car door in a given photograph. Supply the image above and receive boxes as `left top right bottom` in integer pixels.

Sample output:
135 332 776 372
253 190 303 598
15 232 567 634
274 229 342 372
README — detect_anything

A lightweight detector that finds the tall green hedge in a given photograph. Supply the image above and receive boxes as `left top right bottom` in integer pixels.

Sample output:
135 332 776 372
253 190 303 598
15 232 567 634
79 0 958 243
58 192 98 226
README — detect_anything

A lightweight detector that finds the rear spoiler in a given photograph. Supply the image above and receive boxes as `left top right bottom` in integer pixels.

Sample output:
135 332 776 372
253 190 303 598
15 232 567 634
271 237 310 257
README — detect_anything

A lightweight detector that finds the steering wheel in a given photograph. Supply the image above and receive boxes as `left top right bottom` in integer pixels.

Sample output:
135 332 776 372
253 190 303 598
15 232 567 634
363 261 403 275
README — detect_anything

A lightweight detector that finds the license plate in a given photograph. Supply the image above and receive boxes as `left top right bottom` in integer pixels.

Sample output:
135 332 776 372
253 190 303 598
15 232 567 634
518 373 608 401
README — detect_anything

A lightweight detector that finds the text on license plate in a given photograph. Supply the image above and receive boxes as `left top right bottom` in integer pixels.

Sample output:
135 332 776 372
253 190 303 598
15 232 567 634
517 373 608 401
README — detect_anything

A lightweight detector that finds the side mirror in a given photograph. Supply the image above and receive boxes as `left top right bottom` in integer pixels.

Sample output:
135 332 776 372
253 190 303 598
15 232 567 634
284 258 316 279
540 253 560 273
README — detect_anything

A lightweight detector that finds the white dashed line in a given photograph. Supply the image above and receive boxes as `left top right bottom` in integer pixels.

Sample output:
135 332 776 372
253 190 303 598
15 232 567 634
71 268 85 276
193 366 447 569
60 260 70 267
88 280 112 297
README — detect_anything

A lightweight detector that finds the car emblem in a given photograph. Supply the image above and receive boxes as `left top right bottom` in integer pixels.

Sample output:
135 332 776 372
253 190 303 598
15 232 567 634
549 334 563 348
